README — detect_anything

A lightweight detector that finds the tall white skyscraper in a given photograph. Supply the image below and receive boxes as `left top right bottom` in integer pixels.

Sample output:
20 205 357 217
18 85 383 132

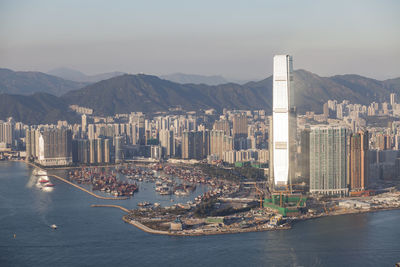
271 55 296 186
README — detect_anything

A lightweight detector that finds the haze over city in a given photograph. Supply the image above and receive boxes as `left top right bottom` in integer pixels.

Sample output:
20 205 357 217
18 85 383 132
1 0 399 80
1 1 400 267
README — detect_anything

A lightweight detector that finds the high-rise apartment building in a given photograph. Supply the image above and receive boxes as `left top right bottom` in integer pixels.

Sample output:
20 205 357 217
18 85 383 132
390 93 397 107
81 114 87 133
348 131 369 190
181 131 204 160
310 125 348 196
232 114 247 139
213 119 231 136
298 128 310 179
159 129 175 158
209 130 233 159
37 128 73 166
271 55 296 186
0 120 14 147
115 135 124 162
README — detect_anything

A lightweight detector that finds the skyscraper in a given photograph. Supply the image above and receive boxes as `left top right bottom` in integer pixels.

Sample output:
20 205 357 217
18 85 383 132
271 55 296 186
348 131 369 191
37 128 72 166
232 114 247 139
182 131 204 160
81 114 87 133
310 125 348 196
390 93 397 107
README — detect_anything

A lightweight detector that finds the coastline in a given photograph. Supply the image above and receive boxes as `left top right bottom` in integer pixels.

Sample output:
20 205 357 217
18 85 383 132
15 160 400 237
120 206 400 237
121 216 291 236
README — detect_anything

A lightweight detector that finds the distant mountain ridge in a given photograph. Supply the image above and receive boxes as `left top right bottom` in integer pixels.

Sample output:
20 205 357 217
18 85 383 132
62 70 399 116
0 68 87 96
0 93 79 124
48 67 125 83
161 73 228 85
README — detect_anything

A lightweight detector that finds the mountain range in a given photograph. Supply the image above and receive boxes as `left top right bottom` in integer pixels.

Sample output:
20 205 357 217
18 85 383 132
160 73 229 85
0 92 79 124
0 68 86 96
47 67 125 83
0 68 399 124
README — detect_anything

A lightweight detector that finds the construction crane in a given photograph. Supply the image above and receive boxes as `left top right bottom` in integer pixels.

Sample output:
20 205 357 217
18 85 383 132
254 183 265 208
272 183 305 207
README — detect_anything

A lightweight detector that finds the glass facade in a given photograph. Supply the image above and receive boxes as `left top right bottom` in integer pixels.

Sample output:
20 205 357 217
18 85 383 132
272 55 296 186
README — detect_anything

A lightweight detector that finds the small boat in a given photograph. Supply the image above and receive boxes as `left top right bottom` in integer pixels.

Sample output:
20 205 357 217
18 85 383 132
39 179 49 183
44 183 55 187
174 190 189 196
50 224 57 229
37 170 48 176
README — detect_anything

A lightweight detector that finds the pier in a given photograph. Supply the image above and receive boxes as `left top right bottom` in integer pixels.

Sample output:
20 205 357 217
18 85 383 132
49 173 129 200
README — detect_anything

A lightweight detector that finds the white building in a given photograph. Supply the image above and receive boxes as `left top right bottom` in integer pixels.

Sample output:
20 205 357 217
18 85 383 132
271 55 296 186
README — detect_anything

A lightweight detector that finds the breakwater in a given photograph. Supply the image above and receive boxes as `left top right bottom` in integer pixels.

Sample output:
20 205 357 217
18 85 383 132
27 162 129 200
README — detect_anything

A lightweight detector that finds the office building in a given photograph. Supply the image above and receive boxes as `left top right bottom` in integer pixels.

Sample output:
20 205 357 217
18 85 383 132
271 55 296 186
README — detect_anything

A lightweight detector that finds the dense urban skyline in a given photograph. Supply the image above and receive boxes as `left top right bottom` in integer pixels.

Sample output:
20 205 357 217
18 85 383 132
1 0 399 80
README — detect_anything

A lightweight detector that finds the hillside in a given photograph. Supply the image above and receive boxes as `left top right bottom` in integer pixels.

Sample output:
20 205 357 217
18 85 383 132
62 70 400 115
0 93 79 124
1 69 399 124
0 68 87 96
62 74 271 115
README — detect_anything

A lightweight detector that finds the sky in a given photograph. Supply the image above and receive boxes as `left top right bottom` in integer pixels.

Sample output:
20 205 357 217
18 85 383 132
0 0 399 81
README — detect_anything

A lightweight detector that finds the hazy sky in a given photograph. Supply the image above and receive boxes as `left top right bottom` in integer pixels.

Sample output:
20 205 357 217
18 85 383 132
0 0 399 80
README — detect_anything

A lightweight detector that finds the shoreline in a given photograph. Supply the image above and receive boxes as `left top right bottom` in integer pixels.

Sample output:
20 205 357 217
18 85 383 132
121 216 292 236
10 161 400 237
121 206 400 237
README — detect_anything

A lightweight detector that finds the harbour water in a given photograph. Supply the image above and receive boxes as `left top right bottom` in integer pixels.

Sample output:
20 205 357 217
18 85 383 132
1 161 399 266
